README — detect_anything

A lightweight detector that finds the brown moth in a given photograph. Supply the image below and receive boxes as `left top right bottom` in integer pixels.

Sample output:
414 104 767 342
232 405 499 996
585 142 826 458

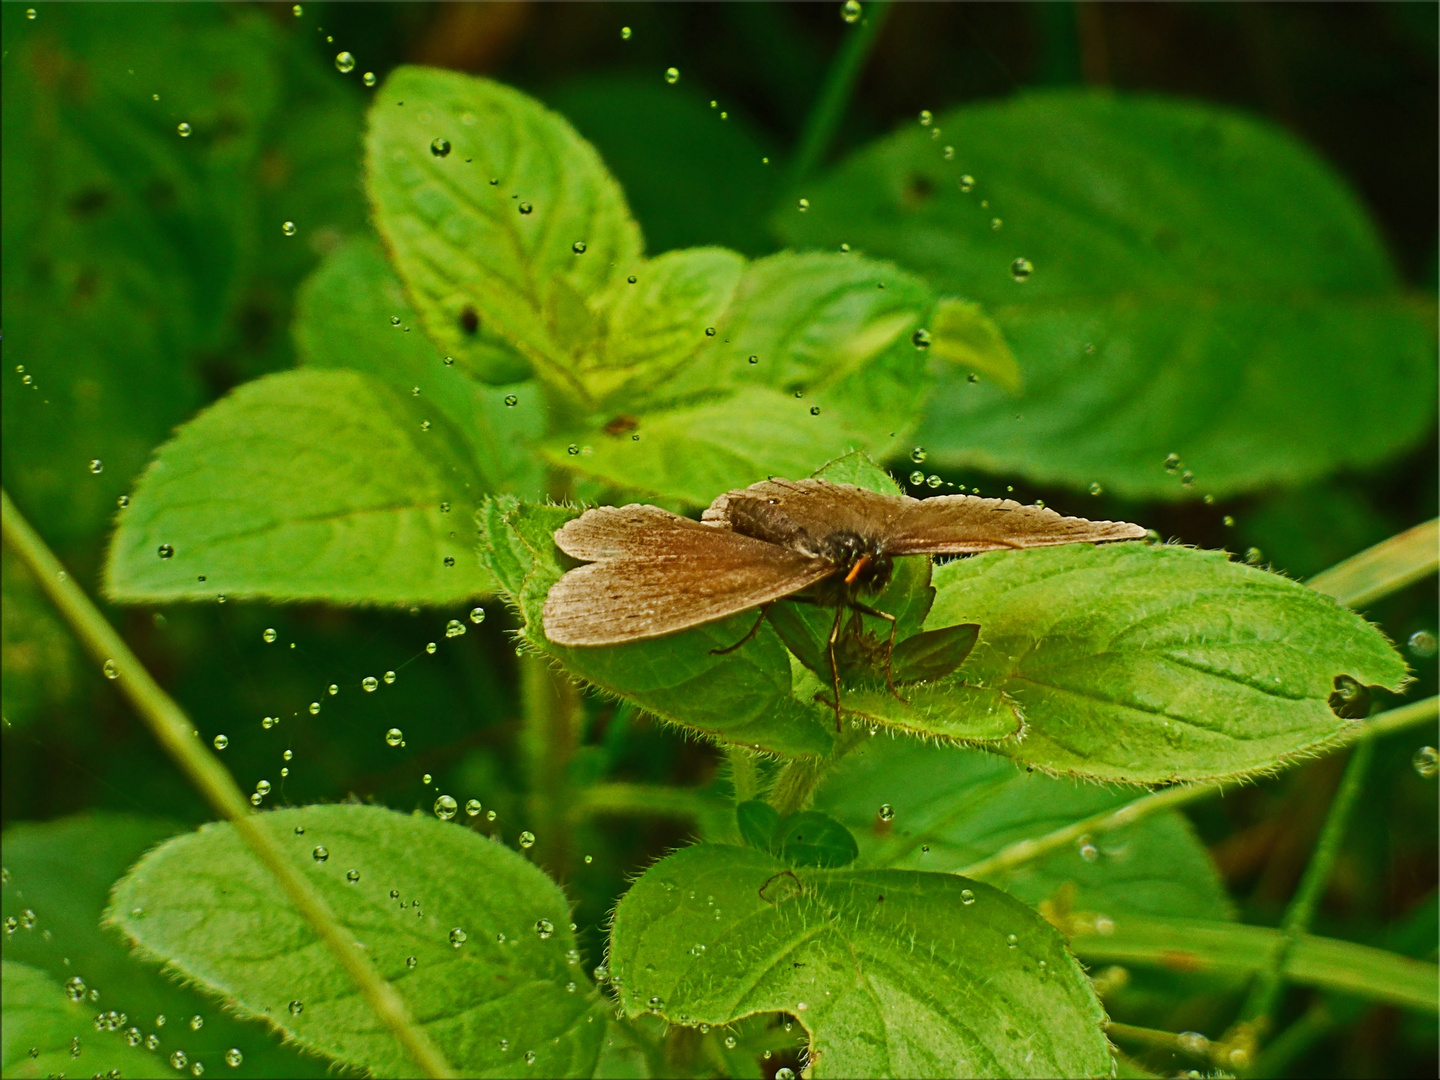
542 477 1146 724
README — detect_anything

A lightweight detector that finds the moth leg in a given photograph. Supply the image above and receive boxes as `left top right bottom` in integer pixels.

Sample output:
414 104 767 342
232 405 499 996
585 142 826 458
709 607 768 655
827 602 846 732
850 601 908 705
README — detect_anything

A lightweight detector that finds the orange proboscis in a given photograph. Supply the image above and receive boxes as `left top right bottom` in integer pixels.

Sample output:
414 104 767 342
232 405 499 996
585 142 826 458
844 553 870 585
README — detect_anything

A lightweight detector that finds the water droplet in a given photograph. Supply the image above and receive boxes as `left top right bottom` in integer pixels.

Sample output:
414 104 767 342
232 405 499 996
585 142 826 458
943 144 955 160
776 1069 796 1080
288 1000 303 1015
26 7 37 18
665 67 680 84
188 1015 204 1032
621 26 632 39
1223 515 1236 527
292 4 303 15
1078 835 1099 862
534 918 554 939
524 1051 536 1065
420 419 431 431
1245 547 1264 565
1176 1031 1209 1055
990 217 1002 230
809 406 821 416
470 607 486 624
797 197 810 212
147 1033 162 1050
841 0 862 23
443 555 455 568
918 109 933 126
434 795 458 821
225 1048 243 1068
960 888 975 905
430 137 451 157
911 328 931 350
445 618 466 638
85 458 105 476
263 715 279 729
212 734 228 750
312 846 328 862
465 798 482 816
877 803 895 822
705 326 717 337
518 830 536 849
281 219 297 237
1088 482 1103 495
118 494 130 508
345 869 360 883
1164 452 1182 473
170 1050 189 1069
924 474 941 489
518 201 533 215
157 543 175 560
1408 630 1437 658
449 927 467 947
1010 257 1033 281
487 809 497 821
262 628 278 643
405 955 417 968
909 470 925 485
504 394 518 407
426 642 437 654
1413 746 1438 779
1181 469 1195 487
255 780 271 797
327 683 339 696
362 676 379 693
1006 933 1018 948
363 72 376 87
572 240 587 255
177 122 192 137
98 658 119 681
335 51 355 73
748 354 759 364
383 670 396 684
567 444 580 456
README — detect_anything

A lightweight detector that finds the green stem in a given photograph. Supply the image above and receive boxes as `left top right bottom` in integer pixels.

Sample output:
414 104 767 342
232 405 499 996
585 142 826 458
1239 736 1375 1026
571 783 727 822
955 695 1436 881
1306 518 1438 608
726 745 761 804
520 650 581 876
786 0 893 187
769 723 867 817
0 489 456 1080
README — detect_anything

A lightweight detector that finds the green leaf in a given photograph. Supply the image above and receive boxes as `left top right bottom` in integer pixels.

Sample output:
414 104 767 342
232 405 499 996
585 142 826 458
478 497 836 758
813 740 1234 922
608 844 1111 1079
737 800 781 851
2 547 81 728
927 298 1022 393
2 961 161 1080
922 542 1409 782
108 805 611 1078
366 66 643 389
105 368 496 605
549 253 938 505
1 814 326 1078
890 623 981 684
810 450 904 494
774 811 859 869
778 91 1436 499
295 234 546 499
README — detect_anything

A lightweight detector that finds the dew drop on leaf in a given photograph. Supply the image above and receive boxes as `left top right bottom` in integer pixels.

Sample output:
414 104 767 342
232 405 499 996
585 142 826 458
909 470 925 485
334 51 355 73
810 406 821 416
911 328 931 349
518 830 536 849
445 618 466 638
288 1000 303 1015
449 927 467 947
430 137 451 157
170 1050 188 1069
918 109 933 126
470 607 486 624
406 955 417 968
1007 933 1018 948
910 446 927 464
189 1015 203 1031
748 354 759 364
177 122 192 137
434 795 457 820
225 1049 243 1068
103 659 119 679
518 201 533 215
534 918 554 939
157 543 175 560
1413 746 1438 779
1088 481 1103 495
504 394 518 407
1408 630 1437 658
572 240 587 254
312 846 328 863
797 198 810 212
1164 452 1182 473
465 798 482 816
877 803 895 822
990 217 1002 230
1223 515 1236 527
328 683 339 696
960 888 975 905
345 869 360 883
776 1070 796 1080
363 72 376 87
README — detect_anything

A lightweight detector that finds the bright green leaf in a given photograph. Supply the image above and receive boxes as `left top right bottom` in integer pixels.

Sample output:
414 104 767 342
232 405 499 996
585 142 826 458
295 234 546 499
105 368 495 605
927 298 1022 393
923 542 1409 782
608 844 1111 1079
813 740 1234 922
737 800 782 852
366 66 643 390
2 961 162 1080
108 805 611 1078
777 91 1436 499
774 811 859 868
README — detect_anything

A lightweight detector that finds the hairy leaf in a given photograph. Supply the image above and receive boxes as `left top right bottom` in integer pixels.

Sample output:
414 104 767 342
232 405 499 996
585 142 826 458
778 91 1435 499
608 844 1111 1079
108 805 610 1078
2 962 161 1079
774 811 860 869
813 740 1234 922
366 66 642 389
923 542 1409 782
106 369 494 605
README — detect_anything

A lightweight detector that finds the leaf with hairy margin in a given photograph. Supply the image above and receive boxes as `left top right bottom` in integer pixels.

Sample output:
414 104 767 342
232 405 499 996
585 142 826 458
813 739 1234 922
107 805 616 1078
2 962 162 1079
105 369 494 605
608 844 1111 1079
922 542 1409 783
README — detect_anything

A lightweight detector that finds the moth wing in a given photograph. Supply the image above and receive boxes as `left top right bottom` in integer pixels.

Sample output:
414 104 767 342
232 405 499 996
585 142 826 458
554 504 721 561
543 523 832 646
702 478 910 545
886 494 1147 555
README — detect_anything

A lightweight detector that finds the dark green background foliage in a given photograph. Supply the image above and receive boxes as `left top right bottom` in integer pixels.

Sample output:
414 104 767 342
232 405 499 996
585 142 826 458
2 4 1436 1079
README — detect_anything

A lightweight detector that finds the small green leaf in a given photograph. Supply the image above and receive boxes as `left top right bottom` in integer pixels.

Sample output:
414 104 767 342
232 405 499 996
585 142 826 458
2 961 161 1079
810 450 904 494
774 811 859 868
296 234 546 498
366 67 642 390
736 800 781 851
609 844 1111 1079
778 91 1436 499
813 739 1234 922
924 542 1410 782
891 623 980 684
107 805 609 1078
927 298 1022 393
478 497 835 757
105 369 494 605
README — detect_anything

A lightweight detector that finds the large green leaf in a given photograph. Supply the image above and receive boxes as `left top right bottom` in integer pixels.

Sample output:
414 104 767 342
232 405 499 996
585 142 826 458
105 368 494 605
2 961 161 1080
607 844 1111 1079
813 739 1234 921
108 805 612 1078
1 814 326 1079
920 542 1408 783
777 91 1436 499
295 234 546 500
366 66 643 388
